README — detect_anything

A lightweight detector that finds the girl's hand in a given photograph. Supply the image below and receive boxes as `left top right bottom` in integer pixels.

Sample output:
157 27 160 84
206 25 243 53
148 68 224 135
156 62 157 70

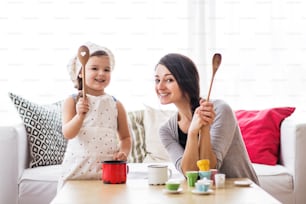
113 151 127 161
76 97 89 116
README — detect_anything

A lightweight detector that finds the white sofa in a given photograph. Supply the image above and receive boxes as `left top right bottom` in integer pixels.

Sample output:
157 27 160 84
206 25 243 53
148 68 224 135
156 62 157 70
0 109 306 204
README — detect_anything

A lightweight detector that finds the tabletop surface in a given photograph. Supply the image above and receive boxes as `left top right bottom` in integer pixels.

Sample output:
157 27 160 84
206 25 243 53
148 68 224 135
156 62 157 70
51 177 281 204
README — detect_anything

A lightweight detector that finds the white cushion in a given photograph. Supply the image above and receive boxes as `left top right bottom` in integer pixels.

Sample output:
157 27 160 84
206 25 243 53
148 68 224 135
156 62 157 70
142 105 174 162
252 163 291 176
20 165 62 182
253 163 294 203
258 174 294 204
19 180 57 204
18 165 61 204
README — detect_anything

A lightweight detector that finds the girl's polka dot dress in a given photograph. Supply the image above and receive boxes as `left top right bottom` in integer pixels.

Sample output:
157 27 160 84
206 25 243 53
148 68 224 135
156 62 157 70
59 94 119 188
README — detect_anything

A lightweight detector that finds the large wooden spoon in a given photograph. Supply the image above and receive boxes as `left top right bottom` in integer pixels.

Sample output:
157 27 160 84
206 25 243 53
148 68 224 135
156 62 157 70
77 45 90 98
206 53 222 101
198 53 222 162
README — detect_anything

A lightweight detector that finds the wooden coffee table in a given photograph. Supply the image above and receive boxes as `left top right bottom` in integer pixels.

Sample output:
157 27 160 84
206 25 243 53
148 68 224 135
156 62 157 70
51 178 281 204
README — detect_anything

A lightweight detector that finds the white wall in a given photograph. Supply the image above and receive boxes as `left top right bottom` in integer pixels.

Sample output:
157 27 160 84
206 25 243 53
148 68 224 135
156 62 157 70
1 0 305 125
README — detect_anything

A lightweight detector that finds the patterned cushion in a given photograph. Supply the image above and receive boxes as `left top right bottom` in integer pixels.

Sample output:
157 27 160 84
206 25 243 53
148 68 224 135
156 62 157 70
127 110 146 163
9 92 67 168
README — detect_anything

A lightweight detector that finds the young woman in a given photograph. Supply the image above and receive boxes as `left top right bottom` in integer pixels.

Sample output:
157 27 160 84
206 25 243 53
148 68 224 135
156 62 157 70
59 42 131 188
154 53 258 184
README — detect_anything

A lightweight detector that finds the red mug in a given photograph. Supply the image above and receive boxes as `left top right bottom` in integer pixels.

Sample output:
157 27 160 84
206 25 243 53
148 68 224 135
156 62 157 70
102 160 128 184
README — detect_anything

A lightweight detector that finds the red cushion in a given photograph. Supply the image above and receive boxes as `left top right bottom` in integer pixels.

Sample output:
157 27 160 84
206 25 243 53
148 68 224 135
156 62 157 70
235 107 295 165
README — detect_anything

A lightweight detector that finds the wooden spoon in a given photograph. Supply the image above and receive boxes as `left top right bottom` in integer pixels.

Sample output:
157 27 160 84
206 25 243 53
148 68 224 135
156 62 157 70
77 45 90 98
206 53 222 101
198 53 222 161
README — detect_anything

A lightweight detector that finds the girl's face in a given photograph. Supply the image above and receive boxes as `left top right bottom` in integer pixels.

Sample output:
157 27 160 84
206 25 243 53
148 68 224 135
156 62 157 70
154 64 184 105
80 55 111 96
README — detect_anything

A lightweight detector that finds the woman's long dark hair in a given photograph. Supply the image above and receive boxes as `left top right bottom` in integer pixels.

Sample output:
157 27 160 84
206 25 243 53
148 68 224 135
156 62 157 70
157 53 200 114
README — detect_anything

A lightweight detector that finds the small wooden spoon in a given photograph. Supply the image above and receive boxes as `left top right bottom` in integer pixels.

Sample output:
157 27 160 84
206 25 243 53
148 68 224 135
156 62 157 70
206 53 222 101
77 45 90 98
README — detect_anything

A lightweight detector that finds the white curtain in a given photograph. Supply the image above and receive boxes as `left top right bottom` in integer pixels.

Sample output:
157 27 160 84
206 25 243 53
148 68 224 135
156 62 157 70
187 0 219 95
1 0 305 124
192 0 306 117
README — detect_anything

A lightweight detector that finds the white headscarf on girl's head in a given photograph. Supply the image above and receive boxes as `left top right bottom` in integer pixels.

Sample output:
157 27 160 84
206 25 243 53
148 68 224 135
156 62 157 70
67 41 115 84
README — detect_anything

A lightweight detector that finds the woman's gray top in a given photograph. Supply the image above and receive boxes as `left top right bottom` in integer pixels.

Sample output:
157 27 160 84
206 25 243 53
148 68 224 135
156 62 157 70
159 99 259 184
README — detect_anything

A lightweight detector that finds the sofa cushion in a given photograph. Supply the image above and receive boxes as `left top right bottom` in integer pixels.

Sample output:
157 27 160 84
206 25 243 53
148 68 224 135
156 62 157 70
19 165 60 204
235 107 295 165
142 105 175 162
9 92 67 168
252 163 291 176
253 163 294 204
258 174 294 204
127 110 146 163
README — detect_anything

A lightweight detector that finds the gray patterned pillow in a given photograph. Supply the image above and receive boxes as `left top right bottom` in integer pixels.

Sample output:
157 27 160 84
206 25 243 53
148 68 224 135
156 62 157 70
9 92 67 168
127 110 146 163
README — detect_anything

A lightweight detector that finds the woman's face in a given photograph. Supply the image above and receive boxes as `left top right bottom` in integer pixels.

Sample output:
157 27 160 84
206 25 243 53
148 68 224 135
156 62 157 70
154 64 184 105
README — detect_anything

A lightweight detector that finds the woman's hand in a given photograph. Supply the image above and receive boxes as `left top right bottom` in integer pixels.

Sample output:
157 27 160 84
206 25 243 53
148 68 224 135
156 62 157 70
113 151 128 161
188 100 215 135
76 97 89 116
198 99 215 126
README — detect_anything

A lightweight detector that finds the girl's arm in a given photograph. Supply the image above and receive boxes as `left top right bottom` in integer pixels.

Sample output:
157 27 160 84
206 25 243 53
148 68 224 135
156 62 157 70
62 96 88 139
113 100 132 161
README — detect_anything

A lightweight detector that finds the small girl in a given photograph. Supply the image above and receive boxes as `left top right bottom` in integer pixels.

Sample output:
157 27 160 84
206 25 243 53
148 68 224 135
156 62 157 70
58 42 131 188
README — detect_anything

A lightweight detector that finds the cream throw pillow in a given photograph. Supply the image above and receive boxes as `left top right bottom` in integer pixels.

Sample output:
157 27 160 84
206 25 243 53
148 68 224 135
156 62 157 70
143 105 175 163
